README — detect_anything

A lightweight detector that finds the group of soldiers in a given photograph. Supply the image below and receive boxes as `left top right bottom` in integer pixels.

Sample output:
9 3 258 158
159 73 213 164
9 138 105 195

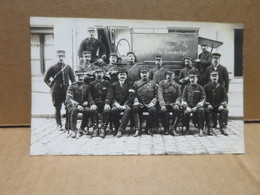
44 27 230 139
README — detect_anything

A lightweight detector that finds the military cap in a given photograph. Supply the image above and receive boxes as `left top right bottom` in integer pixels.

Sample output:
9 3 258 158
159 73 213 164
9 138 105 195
56 50 65 56
117 68 128 75
75 70 87 75
200 42 208 46
212 53 221 58
127 51 135 56
210 71 219 75
87 27 95 31
188 70 198 77
155 55 162 60
83 51 91 56
165 70 175 76
140 67 150 73
109 52 118 57
183 56 193 61
94 67 105 73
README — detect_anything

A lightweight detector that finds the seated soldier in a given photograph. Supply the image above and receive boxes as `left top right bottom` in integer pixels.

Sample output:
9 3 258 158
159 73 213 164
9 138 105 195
88 68 111 138
181 71 205 136
66 71 90 138
158 70 181 135
204 71 229 136
107 69 136 137
132 67 158 136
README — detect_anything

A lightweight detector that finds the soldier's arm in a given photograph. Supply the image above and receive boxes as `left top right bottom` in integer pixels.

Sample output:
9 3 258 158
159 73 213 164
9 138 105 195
87 83 95 106
43 66 53 87
158 81 165 107
221 86 229 106
150 81 158 105
223 67 230 93
181 85 188 106
66 85 78 107
200 53 213 66
69 66 76 83
175 84 181 105
105 83 114 105
197 86 206 106
125 83 136 107
203 85 210 106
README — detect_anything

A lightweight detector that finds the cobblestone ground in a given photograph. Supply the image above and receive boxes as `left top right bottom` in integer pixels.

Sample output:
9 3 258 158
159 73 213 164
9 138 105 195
31 118 244 155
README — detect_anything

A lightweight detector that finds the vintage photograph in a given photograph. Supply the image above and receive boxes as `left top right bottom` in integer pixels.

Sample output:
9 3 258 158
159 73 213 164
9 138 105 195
30 17 244 155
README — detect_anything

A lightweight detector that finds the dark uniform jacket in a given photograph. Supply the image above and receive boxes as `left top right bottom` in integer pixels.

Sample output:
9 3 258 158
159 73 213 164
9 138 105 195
134 79 157 105
44 63 75 96
106 81 135 107
125 63 140 83
66 81 89 109
88 79 110 106
150 66 167 84
78 37 107 60
158 80 181 107
205 64 229 92
204 82 228 108
182 84 206 108
198 51 213 73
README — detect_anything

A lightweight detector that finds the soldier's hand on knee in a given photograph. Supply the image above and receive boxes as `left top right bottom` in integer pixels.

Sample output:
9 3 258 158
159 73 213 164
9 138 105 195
77 105 84 111
173 104 179 110
218 105 224 111
186 107 192 112
161 106 167 111
90 105 98 110
104 104 111 111
83 101 88 107
208 105 213 110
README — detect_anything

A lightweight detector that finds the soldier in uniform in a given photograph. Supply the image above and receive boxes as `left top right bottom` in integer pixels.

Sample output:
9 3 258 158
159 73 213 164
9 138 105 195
179 56 201 90
181 71 206 136
44 50 75 131
66 71 90 138
79 51 98 84
204 71 229 136
125 51 140 83
205 53 230 93
88 68 111 138
158 70 181 135
105 52 119 83
132 67 158 136
150 55 167 84
194 42 213 85
107 69 136 137
78 27 107 64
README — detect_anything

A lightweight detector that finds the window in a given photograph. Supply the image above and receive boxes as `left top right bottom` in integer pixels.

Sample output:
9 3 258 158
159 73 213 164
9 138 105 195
31 27 54 76
234 29 243 77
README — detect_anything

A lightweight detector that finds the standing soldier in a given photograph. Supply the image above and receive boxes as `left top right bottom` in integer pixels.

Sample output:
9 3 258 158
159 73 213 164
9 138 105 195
44 50 75 131
125 51 140 83
150 55 167 84
194 42 213 85
78 27 107 64
204 71 229 136
88 68 111 138
181 71 205 136
205 53 229 93
105 52 119 83
179 57 201 90
158 70 181 135
66 71 90 138
132 67 157 136
107 69 136 137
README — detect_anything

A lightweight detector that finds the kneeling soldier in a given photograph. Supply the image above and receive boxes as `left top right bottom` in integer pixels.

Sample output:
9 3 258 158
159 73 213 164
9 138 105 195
158 70 181 135
204 71 229 136
66 71 90 138
132 67 157 136
88 68 111 138
181 71 205 136
107 69 136 137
